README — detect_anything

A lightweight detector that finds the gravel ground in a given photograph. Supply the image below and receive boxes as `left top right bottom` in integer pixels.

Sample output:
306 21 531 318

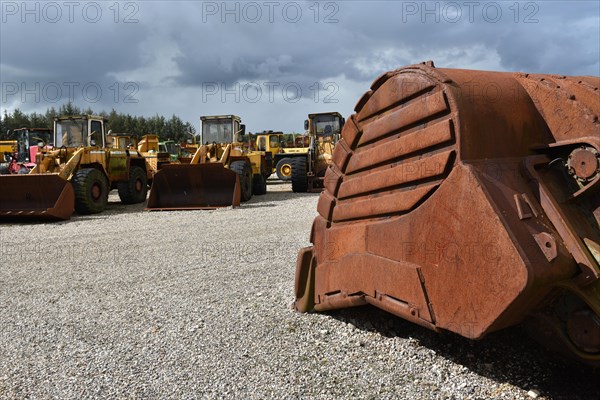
0 180 598 399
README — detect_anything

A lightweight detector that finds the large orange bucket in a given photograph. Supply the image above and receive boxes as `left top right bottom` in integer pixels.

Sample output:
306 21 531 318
146 163 241 210
0 174 75 220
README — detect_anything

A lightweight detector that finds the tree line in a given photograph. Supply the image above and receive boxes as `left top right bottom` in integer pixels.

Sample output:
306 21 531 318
0 102 198 143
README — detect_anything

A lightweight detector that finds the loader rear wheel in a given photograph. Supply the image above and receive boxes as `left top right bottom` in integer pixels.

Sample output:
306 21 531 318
291 157 309 193
230 161 253 202
276 158 293 181
117 166 148 204
252 173 267 195
72 168 108 214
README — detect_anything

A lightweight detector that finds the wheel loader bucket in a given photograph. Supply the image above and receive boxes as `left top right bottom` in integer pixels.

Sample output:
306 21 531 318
295 62 600 367
146 163 241 210
0 174 75 220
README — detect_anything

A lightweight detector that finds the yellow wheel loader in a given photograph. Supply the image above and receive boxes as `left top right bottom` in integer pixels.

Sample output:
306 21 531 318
291 112 344 192
0 115 148 221
251 130 313 181
252 131 283 178
137 134 172 183
146 115 270 210
0 140 16 155
274 134 310 182
252 131 319 182
106 132 172 184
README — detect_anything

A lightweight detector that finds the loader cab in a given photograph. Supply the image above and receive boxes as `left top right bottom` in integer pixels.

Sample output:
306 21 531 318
306 112 345 144
294 135 310 148
54 115 106 148
200 115 245 145
257 134 267 151
254 131 284 153
13 128 51 162
159 141 179 155
159 140 181 161
268 132 283 151
107 133 136 150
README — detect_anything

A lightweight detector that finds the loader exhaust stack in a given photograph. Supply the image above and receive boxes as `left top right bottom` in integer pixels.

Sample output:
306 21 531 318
0 174 74 220
146 163 241 210
294 62 600 366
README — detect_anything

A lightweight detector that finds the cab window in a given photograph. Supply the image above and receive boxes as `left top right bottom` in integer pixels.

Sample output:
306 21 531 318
90 120 103 147
258 137 266 151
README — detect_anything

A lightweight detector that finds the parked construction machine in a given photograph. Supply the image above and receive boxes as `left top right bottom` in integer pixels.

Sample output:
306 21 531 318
106 132 137 150
0 115 148 220
159 140 181 162
294 62 600 367
106 133 172 184
253 131 282 153
0 139 18 172
137 134 172 182
291 112 344 192
0 128 51 174
146 115 270 210
255 131 312 182
252 131 283 178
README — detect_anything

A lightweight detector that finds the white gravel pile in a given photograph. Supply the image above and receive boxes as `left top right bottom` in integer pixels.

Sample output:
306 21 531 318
0 181 597 399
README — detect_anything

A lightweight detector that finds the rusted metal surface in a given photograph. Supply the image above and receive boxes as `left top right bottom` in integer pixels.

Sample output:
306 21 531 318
567 309 600 353
146 163 241 210
295 62 600 366
0 174 74 220
568 147 599 183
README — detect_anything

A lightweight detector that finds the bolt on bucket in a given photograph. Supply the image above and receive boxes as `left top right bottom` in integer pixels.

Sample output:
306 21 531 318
146 163 241 210
0 174 75 220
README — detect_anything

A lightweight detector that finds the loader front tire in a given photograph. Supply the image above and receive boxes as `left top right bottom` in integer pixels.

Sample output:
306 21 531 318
117 166 148 204
72 168 108 214
230 161 253 202
291 157 308 193
252 173 267 195
276 158 293 181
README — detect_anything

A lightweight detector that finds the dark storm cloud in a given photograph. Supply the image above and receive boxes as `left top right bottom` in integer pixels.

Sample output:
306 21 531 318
1 5 149 78
171 18 354 86
168 0 599 88
0 2 154 112
494 8 600 75
1 0 598 127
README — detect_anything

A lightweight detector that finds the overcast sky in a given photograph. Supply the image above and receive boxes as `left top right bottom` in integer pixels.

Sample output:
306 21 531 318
1 0 599 133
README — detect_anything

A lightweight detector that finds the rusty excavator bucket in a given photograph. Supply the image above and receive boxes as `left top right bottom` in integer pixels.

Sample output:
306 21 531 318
0 174 75 220
146 163 241 210
295 62 600 367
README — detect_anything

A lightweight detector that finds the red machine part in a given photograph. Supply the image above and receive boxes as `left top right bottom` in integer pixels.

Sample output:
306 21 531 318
294 62 600 366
